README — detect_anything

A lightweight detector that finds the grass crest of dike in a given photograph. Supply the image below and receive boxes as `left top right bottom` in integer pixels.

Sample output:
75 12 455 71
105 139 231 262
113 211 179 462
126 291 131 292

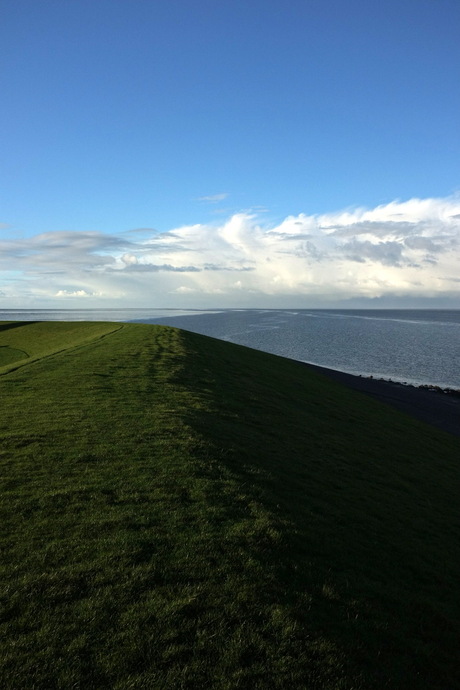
0 321 123 373
0 321 459 689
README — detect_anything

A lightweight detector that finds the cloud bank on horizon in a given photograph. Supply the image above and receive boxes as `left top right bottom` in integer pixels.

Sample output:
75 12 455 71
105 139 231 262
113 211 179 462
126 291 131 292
1 196 459 309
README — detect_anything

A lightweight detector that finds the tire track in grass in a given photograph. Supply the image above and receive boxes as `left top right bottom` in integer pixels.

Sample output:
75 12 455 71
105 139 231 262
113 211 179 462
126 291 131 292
0 323 124 377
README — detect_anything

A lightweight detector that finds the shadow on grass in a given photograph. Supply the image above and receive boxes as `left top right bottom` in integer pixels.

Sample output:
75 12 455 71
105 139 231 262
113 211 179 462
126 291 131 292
176 330 460 689
0 321 39 332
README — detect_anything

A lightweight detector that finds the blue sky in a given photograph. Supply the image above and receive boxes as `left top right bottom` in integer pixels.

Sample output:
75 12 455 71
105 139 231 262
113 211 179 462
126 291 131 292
1 0 460 307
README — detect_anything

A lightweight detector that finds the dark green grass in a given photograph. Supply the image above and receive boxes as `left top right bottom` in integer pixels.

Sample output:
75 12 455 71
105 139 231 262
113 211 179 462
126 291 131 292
1 322 459 689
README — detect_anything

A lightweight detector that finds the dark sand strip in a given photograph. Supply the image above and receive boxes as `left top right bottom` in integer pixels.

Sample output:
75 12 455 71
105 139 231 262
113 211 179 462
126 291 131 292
301 362 460 438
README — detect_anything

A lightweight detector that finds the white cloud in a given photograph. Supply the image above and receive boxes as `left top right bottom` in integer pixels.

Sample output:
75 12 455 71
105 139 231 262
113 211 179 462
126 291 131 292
121 253 138 265
174 286 196 294
55 289 94 298
1 196 460 307
196 193 229 203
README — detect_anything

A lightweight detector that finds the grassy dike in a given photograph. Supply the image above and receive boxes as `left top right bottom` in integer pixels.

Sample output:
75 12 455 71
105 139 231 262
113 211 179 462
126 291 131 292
1 321 459 689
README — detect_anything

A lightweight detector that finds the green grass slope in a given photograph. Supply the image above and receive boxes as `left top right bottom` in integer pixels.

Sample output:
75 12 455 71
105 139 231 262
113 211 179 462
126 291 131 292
0 321 122 372
1 322 459 689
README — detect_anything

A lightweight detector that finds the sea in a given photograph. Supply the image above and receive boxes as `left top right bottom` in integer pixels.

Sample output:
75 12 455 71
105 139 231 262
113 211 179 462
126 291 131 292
1 308 459 390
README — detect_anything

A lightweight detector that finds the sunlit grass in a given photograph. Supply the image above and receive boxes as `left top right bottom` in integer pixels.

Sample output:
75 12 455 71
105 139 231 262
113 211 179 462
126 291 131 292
0 321 121 372
1 322 459 688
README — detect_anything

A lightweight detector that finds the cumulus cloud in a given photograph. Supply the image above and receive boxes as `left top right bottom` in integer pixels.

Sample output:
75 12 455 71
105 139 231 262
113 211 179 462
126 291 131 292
341 239 405 266
1 196 460 306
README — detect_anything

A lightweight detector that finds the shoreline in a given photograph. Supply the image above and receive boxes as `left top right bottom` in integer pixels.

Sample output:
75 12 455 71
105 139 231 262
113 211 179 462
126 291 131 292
301 361 460 397
299 361 460 438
